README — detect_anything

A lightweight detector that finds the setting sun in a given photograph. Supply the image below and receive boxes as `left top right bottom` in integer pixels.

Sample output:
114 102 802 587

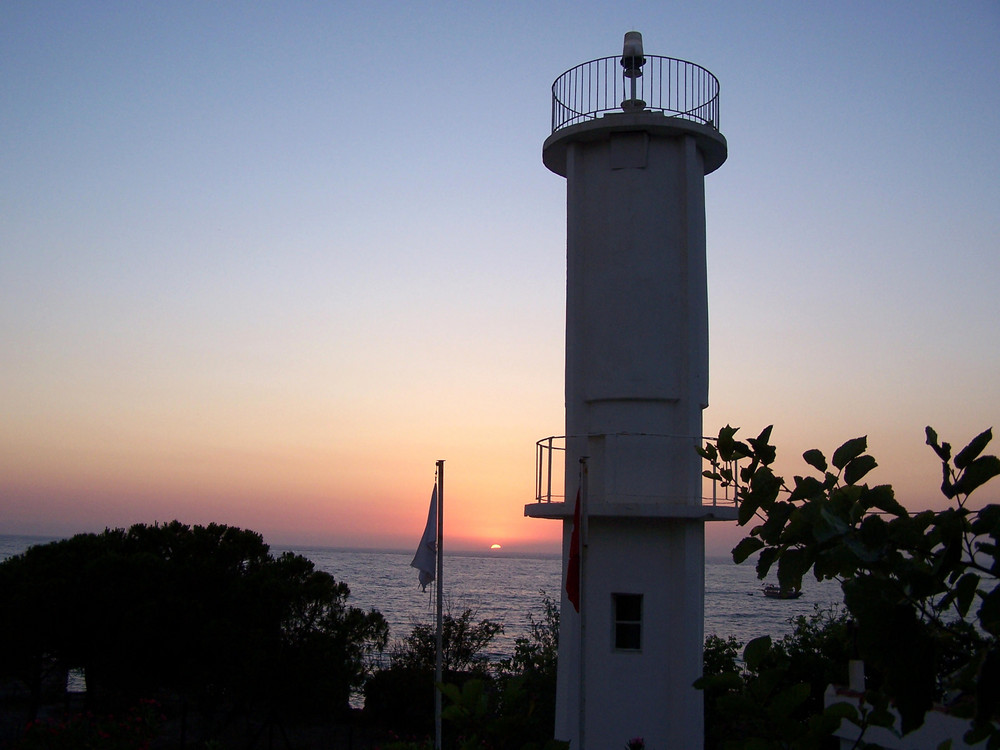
490 544 502 550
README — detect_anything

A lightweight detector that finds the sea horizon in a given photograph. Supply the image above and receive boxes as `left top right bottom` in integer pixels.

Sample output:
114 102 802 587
0 532 749 565
0 533 842 652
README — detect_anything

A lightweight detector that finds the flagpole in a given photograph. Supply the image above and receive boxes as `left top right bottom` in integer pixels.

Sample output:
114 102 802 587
434 460 445 750
578 456 588 750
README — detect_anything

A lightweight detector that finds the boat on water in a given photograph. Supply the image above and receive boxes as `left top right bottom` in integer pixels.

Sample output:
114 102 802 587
762 584 802 599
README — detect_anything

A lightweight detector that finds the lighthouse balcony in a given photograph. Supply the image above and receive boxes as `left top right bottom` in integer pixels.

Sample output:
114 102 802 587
525 434 739 521
543 53 728 177
549 54 721 134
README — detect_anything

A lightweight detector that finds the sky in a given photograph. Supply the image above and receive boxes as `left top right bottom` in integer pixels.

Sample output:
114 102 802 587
2 2 998 557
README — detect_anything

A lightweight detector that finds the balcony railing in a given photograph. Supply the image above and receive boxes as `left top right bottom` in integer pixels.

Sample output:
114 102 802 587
551 55 720 133
534 433 738 507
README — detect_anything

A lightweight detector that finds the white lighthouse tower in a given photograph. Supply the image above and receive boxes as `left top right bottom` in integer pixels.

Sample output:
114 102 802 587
526 33 737 749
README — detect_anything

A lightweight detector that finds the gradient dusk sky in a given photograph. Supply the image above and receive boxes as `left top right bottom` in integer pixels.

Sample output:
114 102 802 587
2 2 998 556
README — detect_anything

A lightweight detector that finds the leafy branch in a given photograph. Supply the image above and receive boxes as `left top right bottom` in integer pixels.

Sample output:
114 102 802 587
701 426 1000 744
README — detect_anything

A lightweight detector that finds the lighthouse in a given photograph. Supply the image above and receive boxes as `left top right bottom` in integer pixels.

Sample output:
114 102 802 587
526 33 736 749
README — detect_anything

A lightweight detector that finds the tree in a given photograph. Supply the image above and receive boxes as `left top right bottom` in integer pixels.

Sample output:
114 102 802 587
0 522 387 721
494 594 560 749
699 609 854 750
256 548 390 716
365 596 563 749
364 608 503 736
700 426 1000 746
389 608 504 674
438 595 563 750
498 594 559 682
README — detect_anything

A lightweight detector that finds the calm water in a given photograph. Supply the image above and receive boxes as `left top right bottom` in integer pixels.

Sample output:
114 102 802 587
0 535 842 655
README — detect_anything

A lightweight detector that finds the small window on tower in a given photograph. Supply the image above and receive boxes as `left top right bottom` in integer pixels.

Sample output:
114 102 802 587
613 593 642 651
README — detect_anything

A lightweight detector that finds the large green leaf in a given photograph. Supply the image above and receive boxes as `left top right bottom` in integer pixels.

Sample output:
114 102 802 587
976 543 1000 576
926 426 952 461
438 681 463 704
776 547 808 592
717 425 747 462
832 436 868 470
743 635 772 671
862 484 907 517
756 546 779 579
788 474 825 502
955 428 993 470
783 506 812 544
802 448 827 472
760 501 795 542
748 466 782 511
738 491 760 526
978 587 1000 636
844 454 878 485
848 516 888 563
747 425 776 466
953 455 1000 498
733 536 765 564
971 504 1000 535
942 460 958 498
814 505 850 543
955 572 981 618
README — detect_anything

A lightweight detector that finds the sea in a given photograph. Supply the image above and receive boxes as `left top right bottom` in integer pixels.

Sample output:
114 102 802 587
0 534 843 658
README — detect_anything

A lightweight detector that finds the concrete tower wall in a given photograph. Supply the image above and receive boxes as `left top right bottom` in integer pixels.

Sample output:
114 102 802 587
539 110 728 750
564 127 709 508
555 518 707 748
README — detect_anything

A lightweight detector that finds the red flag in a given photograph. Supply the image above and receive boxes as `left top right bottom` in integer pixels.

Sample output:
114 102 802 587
565 487 581 612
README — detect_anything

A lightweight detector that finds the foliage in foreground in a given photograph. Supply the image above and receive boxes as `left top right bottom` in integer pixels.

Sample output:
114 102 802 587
495 594 561 747
701 608 855 750
372 595 561 750
391 608 505 674
365 607 504 735
700 426 1000 748
439 678 567 750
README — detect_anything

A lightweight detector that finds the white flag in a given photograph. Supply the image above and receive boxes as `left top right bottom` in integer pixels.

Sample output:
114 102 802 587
410 485 437 591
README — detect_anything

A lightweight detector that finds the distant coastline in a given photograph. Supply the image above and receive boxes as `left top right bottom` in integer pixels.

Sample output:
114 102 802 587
279 544 562 561
0 534 565 562
2 533 731 567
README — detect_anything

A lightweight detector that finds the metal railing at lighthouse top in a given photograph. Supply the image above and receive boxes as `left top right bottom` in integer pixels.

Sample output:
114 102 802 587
534 434 739 508
550 55 721 133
